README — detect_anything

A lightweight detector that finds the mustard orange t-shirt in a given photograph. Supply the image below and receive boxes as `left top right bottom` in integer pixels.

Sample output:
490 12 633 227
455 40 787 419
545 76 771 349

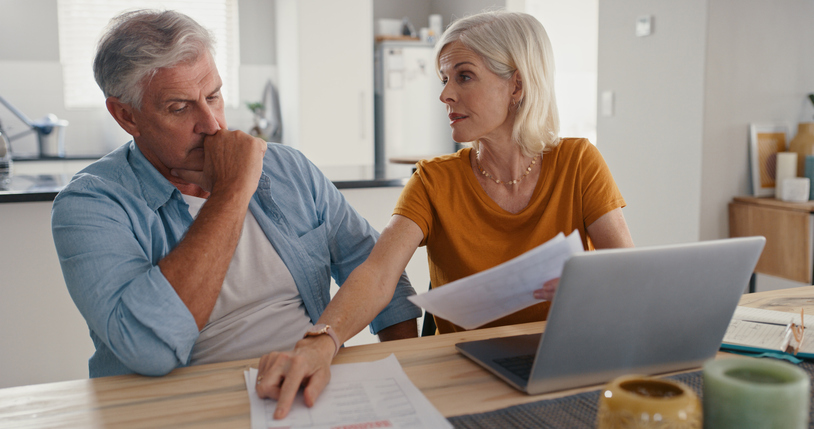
392 138 626 333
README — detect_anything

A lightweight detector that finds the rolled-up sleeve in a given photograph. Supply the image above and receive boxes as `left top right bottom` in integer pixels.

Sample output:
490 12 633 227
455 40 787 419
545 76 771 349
52 178 198 376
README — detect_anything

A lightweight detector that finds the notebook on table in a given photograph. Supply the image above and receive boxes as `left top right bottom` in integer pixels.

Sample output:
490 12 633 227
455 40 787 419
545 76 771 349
721 306 814 359
455 236 765 395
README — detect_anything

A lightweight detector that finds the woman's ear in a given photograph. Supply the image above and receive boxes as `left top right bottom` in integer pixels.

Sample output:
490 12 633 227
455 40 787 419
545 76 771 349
511 70 523 102
105 97 141 137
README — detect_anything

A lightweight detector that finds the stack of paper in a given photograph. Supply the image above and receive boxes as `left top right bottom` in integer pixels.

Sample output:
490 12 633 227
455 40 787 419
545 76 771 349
408 231 584 329
244 354 451 429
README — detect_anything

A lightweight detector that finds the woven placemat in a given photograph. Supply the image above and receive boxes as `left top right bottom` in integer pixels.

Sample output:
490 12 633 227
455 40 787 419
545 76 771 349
448 361 814 429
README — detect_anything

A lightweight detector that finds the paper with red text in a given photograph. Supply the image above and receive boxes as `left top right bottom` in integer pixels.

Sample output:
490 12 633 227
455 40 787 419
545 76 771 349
244 354 451 429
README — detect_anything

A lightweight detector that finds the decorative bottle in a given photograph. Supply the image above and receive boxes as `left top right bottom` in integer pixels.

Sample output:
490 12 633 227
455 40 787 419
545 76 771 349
788 122 814 176
0 129 12 190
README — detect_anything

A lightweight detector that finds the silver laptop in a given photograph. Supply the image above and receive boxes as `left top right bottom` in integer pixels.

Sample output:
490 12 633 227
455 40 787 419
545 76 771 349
455 236 765 395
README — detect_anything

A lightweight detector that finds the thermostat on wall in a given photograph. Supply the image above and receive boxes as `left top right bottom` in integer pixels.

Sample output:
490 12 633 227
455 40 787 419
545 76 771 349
636 15 653 37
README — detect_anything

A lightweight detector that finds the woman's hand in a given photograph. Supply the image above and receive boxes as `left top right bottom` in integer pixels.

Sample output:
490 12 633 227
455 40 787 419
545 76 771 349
255 335 336 419
533 278 559 301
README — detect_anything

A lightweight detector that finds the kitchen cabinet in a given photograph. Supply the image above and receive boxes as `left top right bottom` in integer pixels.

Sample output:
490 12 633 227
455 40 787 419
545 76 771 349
0 201 95 389
275 0 375 180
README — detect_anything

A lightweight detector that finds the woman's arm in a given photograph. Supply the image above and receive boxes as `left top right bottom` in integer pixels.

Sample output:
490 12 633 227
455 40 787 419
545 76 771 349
586 207 634 249
319 215 425 342
255 214 424 419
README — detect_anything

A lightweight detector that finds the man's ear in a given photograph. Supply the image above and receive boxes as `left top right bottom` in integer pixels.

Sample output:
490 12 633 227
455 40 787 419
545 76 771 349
105 97 140 137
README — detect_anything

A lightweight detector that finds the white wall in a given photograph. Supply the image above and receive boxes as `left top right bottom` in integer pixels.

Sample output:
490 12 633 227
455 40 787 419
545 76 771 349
597 0 814 293
598 0 814 250
597 0 708 247
430 0 506 23
527 0 598 144
700 0 814 241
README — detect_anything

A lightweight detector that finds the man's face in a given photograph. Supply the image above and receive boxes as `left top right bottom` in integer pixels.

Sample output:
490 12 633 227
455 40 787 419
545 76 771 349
128 53 226 182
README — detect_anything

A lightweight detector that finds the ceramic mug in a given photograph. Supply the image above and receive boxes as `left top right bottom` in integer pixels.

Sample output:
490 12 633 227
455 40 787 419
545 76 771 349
597 375 701 429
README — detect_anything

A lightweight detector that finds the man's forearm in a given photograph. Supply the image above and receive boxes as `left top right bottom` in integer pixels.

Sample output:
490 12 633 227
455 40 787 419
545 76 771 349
377 319 418 341
159 190 252 330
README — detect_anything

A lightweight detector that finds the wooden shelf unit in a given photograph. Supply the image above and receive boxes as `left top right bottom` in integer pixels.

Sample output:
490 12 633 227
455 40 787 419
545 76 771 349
729 196 814 284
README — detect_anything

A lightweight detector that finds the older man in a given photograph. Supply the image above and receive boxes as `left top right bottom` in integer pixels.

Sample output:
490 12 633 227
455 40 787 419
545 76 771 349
51 9 419 396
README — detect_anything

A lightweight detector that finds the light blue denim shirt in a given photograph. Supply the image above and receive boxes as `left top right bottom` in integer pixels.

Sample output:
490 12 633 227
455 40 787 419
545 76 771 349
52 141 420 378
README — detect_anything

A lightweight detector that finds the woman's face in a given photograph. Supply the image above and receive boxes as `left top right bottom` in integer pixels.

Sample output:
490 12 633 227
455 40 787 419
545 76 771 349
438 41 517 144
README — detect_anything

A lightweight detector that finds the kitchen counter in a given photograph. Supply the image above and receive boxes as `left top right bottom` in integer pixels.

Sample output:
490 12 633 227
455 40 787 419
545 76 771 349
0 174 70 203
0 173 409 203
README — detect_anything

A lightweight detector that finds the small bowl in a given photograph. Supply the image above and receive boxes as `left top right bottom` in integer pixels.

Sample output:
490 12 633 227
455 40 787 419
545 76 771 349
597 375 701 429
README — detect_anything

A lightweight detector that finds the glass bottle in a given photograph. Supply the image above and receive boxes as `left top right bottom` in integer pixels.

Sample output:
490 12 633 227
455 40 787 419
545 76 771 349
0 129 12 190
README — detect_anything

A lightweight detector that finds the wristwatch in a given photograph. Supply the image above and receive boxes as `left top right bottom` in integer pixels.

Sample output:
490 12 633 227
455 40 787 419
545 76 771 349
303 324 340 357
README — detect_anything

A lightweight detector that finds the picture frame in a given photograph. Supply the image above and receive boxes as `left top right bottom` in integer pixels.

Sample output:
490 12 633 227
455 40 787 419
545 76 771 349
750 123 790 197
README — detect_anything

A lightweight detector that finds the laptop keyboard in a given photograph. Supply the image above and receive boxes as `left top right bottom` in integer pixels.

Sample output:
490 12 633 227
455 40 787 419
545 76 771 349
493 354 535 380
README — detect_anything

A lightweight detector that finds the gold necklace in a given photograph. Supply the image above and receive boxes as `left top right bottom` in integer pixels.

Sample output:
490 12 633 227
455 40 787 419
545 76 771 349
476 149 539 186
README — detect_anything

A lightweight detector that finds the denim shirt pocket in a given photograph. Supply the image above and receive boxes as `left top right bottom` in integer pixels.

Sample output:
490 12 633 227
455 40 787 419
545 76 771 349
298 222 329 255
295 222 332 301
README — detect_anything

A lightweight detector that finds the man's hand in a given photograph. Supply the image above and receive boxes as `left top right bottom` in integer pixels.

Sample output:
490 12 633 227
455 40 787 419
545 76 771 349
172 129 266 197
533 278 559 301
255 334 336 420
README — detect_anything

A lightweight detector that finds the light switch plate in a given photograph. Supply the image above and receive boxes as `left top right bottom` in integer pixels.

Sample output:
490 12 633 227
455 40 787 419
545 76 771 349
601 91 614 117
636 15 653 37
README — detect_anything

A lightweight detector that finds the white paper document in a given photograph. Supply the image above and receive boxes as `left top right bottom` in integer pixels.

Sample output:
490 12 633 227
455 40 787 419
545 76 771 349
408 230 584 330
244 354 451 429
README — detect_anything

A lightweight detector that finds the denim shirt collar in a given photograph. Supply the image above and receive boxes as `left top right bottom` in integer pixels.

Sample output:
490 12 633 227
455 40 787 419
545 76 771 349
125 140 272 211
127 141 181 211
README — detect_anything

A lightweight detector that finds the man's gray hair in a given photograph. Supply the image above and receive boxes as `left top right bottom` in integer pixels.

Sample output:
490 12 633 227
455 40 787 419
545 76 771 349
93 10 215 110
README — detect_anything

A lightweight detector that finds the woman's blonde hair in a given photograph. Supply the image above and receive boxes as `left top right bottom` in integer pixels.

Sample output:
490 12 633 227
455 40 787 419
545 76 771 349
435 10 560 155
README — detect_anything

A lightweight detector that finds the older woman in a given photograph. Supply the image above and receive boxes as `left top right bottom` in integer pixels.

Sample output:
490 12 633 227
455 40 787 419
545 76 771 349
394 10 633 332
257 10 633 418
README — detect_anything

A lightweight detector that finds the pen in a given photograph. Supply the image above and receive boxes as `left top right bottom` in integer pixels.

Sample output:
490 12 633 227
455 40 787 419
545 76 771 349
740 320 789 327
780 319 794 352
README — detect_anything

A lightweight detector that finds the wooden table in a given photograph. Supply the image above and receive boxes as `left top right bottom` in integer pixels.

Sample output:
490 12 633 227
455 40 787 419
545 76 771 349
729 196 814 285
3 286 814 428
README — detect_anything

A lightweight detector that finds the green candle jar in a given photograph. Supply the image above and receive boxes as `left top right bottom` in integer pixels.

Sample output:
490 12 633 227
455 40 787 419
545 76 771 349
703 358 810 428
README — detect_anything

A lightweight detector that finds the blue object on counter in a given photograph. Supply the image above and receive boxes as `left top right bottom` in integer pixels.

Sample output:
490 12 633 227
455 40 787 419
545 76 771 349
805 155 814 200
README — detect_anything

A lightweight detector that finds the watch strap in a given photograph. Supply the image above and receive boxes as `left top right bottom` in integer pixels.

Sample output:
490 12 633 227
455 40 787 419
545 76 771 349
304 324 340 357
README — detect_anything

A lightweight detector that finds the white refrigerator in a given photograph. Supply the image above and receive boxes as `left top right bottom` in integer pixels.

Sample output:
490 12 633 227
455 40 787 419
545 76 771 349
374 40 456 179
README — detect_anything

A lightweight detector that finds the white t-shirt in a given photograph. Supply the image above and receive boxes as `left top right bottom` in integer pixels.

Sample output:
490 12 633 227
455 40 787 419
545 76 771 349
182 195 313 365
